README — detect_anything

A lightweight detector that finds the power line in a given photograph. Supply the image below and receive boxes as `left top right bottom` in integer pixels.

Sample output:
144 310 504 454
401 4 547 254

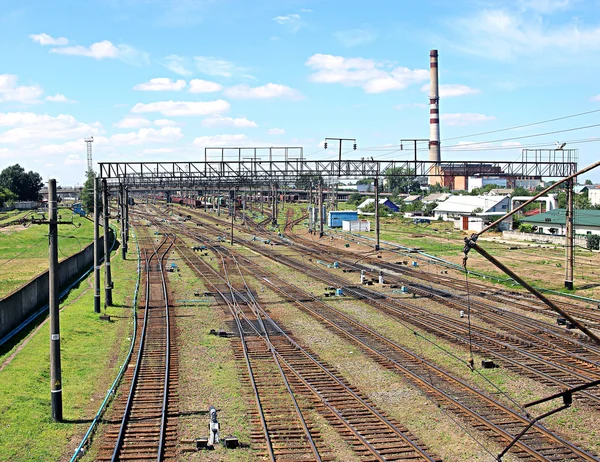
441 108 600 142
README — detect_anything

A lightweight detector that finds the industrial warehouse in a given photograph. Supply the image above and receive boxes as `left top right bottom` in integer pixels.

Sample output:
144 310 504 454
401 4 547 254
2 3 600 462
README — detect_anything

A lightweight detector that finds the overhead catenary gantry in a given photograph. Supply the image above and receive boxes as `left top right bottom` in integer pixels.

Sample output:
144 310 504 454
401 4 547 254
98 146 579 277
99 147 577 189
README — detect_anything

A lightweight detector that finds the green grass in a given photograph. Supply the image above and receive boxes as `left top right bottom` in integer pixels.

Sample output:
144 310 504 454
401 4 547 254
0 212 95 297
0 227 137 462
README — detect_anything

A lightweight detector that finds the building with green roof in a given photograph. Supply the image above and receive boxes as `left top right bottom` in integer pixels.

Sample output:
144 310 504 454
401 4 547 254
521 209 600 236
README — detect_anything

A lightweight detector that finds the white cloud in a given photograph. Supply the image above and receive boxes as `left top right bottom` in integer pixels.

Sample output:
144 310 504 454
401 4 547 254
202 114 257 128
300 8 313 13
40 140 88 154
0 148 14 159
131 99 230 116
29 33 69 46
268 128 285 135
134 78 186 91
50 40 149 65
114 117 152 128
194 56 249 78
164 54 193 76
193 134 250 147
189 79 223 93
334 29 376 47
45 93 76 103
273 13 304 33
141 147 175 154
0 112 102 143
224 83 303 100
110 127 183 146
51 40 119 59
0 74 44 104
306 53 428 94
591 95 600 102
64 154 85 166
452 8 600 60
153 119 177 127
420 83 480 98
518 0 571 14
441 113 495 126
394 103 427 110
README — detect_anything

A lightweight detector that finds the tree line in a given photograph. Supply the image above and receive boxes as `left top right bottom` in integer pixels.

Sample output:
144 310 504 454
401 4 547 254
0 164 44 207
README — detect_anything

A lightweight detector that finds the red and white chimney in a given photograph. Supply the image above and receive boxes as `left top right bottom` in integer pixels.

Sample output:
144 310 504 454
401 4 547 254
429 50 441 164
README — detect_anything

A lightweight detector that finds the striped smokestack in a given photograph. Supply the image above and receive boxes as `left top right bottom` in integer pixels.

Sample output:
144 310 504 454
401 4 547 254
429 50 441 164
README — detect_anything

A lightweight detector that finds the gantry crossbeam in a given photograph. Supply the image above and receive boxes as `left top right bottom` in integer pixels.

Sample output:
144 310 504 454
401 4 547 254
99 158 578 188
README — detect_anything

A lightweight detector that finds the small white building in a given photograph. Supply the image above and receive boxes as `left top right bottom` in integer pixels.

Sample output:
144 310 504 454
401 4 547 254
588 186 600 207
433 195 510 220
343 220 371 232
454 216 485 232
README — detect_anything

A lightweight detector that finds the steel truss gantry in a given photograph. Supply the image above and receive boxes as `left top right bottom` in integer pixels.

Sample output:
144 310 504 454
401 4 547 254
99 155 578 188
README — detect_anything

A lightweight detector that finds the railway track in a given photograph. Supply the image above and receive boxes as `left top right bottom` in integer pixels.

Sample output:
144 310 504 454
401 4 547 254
151 208 598 460
163 224 442 462
96 225 178 461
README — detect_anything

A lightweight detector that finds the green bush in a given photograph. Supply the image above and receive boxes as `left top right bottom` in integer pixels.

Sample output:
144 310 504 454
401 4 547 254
586 234 600 250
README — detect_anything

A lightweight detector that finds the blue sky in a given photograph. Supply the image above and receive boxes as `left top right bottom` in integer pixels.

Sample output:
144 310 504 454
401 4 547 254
1 0 600 185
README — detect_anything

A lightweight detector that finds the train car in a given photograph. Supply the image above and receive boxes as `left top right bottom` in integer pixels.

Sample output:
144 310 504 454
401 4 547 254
171 196 183 204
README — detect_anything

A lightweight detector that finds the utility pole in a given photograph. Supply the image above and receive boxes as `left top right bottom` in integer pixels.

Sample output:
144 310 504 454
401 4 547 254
230 189 235 245
325 137 357 211
318 181 324 238
308 181 313 233
93 177 101 313
272 183 278 227
565 178 574 290
374 177 380 251
48 179 63 422
124 187 129 251
102 179 113 306
119 184 126 260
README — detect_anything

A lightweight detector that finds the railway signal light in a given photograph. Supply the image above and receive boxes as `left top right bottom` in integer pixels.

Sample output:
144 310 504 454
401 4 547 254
324 142 328 149
353 143 357 150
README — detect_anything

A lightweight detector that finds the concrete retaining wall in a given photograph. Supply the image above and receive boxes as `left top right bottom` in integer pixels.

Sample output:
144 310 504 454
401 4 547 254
0 232 112 340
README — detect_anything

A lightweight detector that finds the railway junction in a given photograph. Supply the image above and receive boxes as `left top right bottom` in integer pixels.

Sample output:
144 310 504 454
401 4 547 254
3 147 600 462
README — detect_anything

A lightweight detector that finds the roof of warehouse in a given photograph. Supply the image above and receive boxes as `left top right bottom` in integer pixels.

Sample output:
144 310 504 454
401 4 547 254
433 195 508 213
521 208 600 227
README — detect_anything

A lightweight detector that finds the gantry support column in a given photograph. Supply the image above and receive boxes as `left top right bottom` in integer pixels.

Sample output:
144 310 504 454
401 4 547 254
319 182 324 238
374 177 380 251
124 187 129 252
119 183 126 260
565 178 574 290
102 179 113 306
93 177 101 313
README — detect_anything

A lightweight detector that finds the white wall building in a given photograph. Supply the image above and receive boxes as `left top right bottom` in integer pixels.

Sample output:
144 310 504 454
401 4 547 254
433 195 510 220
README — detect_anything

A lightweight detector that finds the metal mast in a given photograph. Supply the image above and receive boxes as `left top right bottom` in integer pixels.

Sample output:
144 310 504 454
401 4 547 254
85 136 94 172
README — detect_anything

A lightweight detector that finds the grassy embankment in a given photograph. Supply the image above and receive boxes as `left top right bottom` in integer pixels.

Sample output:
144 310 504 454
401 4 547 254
0 211 94 297
0 227 137 461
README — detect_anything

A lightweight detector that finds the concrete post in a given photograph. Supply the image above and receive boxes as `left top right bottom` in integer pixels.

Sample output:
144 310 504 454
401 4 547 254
48 179 63 422
272 184 278 227
319 182 324 238
93 177 101 313
102 179 113 306
119 184 126 260
374 177 380 251
565 178 574 290
124 187 129 252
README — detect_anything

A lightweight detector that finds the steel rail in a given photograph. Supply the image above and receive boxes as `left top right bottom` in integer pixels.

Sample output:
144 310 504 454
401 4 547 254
110 235 171 462
168 230 437 461
168 213 597 460
226 252 322 462
169 237 276 461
